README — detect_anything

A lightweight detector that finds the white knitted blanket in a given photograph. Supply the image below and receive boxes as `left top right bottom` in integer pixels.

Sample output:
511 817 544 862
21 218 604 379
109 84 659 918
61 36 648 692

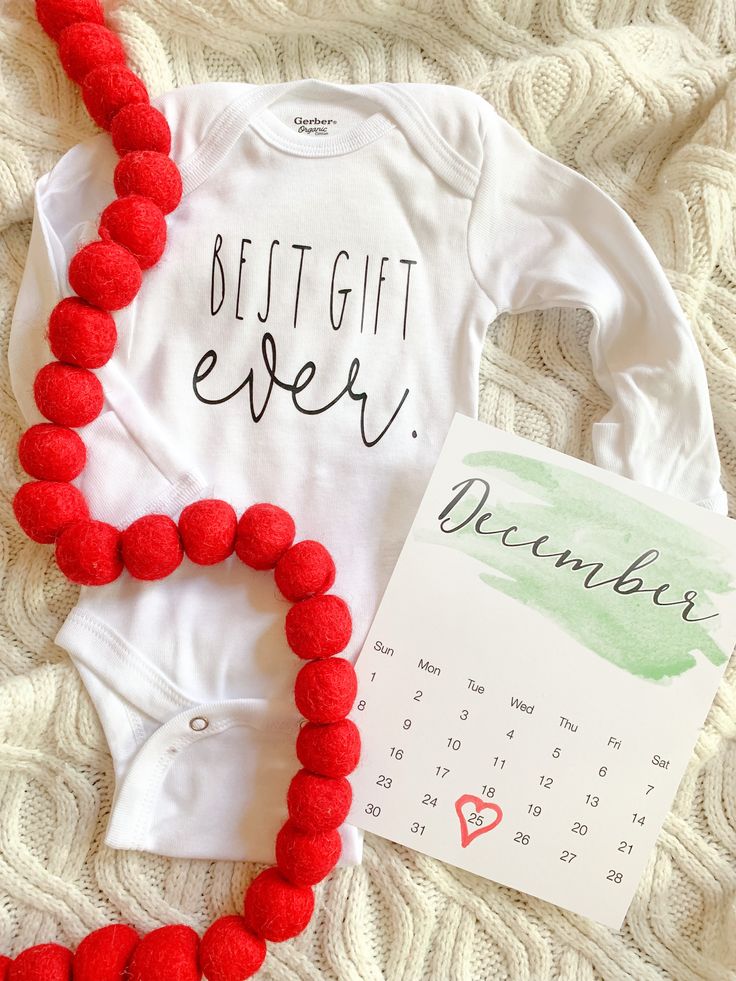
1 2 736 978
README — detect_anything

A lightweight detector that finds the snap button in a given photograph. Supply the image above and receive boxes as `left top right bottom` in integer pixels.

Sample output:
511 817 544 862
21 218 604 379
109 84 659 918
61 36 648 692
189 716 209 732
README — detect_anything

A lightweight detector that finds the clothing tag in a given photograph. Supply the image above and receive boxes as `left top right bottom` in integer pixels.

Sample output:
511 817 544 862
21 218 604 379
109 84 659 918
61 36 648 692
348 411 736 929
288 113 340 136
264 98 369 138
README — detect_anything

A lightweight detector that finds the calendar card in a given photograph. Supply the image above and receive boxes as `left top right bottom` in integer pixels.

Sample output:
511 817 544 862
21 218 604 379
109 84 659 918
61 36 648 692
347 412 736 929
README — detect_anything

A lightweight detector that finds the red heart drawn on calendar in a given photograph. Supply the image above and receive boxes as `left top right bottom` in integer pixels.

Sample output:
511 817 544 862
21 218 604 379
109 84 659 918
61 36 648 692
455 794 503 848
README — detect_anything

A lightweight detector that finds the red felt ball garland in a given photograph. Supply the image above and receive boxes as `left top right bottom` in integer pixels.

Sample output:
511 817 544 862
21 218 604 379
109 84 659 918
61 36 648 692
18 424 86 482
199 917 266 981
6 2 362 977
72 925 139 980
57 22 126 84
48 297 117 368
99 194 167 269
111 102 172 155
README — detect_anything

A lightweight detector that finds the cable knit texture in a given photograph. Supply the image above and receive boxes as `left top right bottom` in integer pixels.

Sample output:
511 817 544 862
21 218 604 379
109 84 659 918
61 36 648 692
1 1 736 978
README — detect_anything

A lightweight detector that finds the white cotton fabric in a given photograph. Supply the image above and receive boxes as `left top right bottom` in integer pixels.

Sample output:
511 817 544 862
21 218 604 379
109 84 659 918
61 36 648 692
8 78 727 864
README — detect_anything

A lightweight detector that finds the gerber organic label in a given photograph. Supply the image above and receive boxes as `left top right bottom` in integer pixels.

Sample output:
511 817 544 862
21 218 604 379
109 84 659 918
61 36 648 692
349 412 736 929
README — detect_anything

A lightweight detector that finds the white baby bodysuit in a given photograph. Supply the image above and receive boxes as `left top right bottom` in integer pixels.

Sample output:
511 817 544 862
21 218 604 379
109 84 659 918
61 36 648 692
9 78 728 865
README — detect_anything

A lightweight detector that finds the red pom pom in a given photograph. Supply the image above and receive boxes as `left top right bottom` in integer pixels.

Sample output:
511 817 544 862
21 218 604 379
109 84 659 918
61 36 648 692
275 540 336 601
111 103 171 155
243 868 314 943
114 151 182 215
285 594 352 660
18 424 86 482
34 361 103 427
73 924 139 981
57 22 126 84
199 917 265 981
100 195 167 269
122 514 183 580
294 657 357 724
48 297 116 368
7 943 72 980
35 0 104 41
296 719 361 778
69 240 142 310
235 503 295 570
275 819 342 886
56 520 123 585
179 499 236 565
127 925 200 981
81 64 148 130
287 769 352 833
0 955 10 980
13 480 88 544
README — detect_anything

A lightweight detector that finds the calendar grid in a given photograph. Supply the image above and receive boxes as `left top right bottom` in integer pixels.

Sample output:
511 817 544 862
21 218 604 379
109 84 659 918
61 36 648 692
347 414 736 928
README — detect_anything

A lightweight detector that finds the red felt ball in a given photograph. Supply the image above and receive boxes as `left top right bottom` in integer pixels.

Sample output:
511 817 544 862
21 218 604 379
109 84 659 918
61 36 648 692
179 499 237 565
13 480 88 544
111 103 171 155
121 514 183 580
68 240 142 310
127 925 200 981
296 719 361 778
48 297 117 368
56 519 123 585
275 819 342 886
81 64 148 130
7 943 72 980
243 868 314 943
114 151 182 215
275 540 336 601
57 22 126 84
0 956 10 980
199 917 265 981
35 0 104 41
73 924 139 981
285 594 352 660
34 361 103 428
235 503 295 571
18 424 86 482
100 195 167 269
287 769 352 833
294 657 357 724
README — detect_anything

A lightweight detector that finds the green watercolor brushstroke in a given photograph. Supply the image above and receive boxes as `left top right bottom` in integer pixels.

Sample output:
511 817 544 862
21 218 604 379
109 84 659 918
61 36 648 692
414 451 734 681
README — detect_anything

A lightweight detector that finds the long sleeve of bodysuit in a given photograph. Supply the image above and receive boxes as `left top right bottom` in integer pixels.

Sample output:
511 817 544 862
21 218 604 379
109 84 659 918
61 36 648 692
466 100 728 515
9 143 209 527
